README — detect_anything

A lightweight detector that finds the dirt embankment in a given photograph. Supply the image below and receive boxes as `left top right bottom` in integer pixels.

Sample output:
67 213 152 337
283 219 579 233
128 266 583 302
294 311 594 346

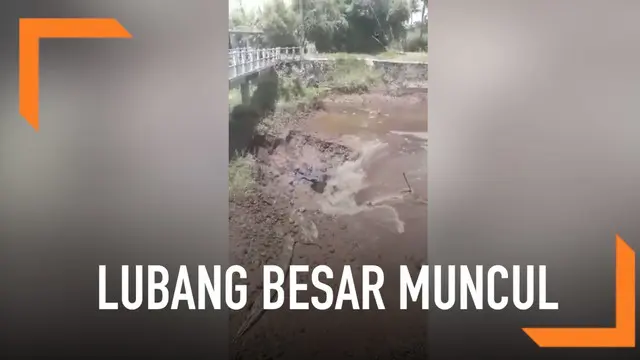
229 59 428 359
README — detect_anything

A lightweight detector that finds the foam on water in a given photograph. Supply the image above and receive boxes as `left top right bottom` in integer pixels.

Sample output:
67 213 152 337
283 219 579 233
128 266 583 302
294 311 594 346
390 131 428 141
316 137 406 233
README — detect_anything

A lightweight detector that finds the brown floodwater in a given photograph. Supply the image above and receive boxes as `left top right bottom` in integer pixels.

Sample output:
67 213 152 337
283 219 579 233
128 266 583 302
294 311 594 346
301 91 428 238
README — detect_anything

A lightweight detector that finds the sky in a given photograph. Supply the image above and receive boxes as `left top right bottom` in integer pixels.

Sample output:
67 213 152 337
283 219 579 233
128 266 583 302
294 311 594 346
229 0 281 14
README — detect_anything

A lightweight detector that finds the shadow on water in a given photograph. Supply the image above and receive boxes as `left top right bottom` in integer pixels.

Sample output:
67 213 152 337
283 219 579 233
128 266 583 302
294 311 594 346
228 69 280 160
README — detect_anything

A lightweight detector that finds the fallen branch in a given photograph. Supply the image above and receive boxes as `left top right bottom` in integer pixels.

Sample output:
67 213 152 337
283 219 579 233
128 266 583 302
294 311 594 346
232 236 319 343
402 172 413 193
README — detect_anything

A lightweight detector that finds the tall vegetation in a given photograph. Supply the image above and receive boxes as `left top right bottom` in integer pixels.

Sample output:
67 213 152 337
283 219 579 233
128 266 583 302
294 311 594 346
229 0 428 53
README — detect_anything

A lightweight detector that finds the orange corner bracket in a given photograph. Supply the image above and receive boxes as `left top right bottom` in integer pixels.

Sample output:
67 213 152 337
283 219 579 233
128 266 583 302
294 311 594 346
523 234 635 347
19 18 132 131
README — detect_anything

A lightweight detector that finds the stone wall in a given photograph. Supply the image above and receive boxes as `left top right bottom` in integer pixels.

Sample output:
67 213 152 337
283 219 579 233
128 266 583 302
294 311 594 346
371 60 428 89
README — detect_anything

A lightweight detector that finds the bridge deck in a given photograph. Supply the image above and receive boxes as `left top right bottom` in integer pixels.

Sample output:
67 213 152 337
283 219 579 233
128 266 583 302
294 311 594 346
229 47 302 85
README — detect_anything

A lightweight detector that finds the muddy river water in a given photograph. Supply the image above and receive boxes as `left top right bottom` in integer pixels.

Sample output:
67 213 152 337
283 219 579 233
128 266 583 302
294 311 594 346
311 95 427 231
277 91 428 246
232 90 428 360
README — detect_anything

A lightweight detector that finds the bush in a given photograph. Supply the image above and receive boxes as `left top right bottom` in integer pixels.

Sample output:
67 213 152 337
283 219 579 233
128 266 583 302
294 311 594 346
405 30 427 52
328 58 382 93
229 152 257 200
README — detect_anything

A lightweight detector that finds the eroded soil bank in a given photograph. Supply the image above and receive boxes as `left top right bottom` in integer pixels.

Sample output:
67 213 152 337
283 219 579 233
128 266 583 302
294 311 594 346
230 87 427 359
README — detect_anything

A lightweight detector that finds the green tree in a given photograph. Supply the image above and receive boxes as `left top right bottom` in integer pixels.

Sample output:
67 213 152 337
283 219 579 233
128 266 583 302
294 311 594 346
297 0 349 52
229 6 261 48
259 0 300 47
229 0 425 53
337 0 413 52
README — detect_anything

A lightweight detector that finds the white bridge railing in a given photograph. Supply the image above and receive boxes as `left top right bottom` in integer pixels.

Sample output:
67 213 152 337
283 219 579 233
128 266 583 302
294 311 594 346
229 47 302 80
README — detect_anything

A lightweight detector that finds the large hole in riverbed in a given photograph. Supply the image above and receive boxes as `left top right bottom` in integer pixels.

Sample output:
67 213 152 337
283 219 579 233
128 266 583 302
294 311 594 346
248 130 357 196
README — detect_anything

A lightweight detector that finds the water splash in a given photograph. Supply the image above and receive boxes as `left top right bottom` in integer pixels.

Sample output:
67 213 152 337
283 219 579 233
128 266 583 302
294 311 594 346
390 131 428 141
316 137 406 233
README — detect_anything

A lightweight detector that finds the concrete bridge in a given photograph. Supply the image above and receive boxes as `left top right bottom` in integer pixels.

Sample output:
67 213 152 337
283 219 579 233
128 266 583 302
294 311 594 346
229 46 302 104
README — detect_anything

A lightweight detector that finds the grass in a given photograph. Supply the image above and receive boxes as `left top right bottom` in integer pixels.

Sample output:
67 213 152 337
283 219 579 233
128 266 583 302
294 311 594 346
394 52 429 62
312 51 428 63
270 57 382 113
276 86 329 112
277 74 330 108
229 88 243 110
229 151 257 200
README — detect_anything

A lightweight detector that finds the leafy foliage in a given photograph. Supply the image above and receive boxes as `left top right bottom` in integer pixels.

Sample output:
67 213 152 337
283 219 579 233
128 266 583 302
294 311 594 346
230 0 427 54
260 0 300 47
